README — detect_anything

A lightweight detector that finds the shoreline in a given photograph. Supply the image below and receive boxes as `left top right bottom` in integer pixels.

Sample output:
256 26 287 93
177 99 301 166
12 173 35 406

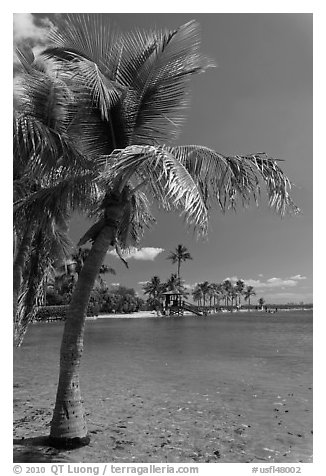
88 308 312 320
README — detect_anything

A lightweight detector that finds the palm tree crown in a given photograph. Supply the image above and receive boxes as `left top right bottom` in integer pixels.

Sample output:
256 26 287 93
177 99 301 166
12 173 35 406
167 244 193 279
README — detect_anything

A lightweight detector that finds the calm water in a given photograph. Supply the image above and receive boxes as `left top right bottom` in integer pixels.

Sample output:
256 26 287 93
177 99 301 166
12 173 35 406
14 311 313 463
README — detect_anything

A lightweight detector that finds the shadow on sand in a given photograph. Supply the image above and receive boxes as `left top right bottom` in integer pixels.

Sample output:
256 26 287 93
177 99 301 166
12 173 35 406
13 436 76 463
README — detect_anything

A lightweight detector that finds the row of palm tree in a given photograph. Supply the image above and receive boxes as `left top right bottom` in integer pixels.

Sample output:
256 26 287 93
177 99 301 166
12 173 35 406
192 280 256 309
13 14 298 448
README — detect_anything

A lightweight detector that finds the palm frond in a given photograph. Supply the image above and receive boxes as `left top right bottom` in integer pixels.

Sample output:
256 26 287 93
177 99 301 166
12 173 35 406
117 188 156 247
41 48 125 122
100 145 209 234
122 21 215 145
14 71 94 178
15 46 35 73
14 172 100 226
47 14 122 73
165 146 299 215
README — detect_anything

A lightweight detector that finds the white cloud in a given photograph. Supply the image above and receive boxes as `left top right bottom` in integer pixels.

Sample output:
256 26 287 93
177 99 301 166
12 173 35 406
243 277 299 289
108 247 164 262
290 274 307 281
244 279 265 288
13 13 52 45
266 277 297 287
183 283 195 290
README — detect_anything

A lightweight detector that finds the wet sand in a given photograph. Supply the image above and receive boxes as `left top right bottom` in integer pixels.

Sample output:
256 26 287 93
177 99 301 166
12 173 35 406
13 311 313 463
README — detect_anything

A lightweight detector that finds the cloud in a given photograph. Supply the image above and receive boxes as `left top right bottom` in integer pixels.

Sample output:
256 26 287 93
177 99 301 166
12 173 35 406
13 13 52 46
243 277 299 289
224 276 239 283
13 14 55 72
266 277 297 287
290 274 307 281
183 283 196 291
108 247 165 262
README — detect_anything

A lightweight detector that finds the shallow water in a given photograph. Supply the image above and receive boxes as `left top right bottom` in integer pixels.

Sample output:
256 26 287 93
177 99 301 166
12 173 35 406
14 310 313 463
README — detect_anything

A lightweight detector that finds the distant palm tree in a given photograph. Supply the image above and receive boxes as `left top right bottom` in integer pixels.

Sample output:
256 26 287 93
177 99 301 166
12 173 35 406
207 283 216 307
192 285 203 306
258 297 266 309
230 285 238 310
235 279 245 307
244 285 256 309
222 279 233 307
164 273 187 296
167 244 193 279
142 276 163 300
198 281 210 307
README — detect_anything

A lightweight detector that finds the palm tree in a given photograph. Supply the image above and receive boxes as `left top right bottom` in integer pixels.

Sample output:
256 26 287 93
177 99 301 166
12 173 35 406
214 283 224 309
222 279 233 307
235 279 245 307
198 281 210 307
15 14 298 448
244 285 256 309
207 283 216 308
230 284 238 310
142 276 163 300
13 50 91 343
167 244 193 279
258 297 266 309
164 273 187 296
192 285 203 306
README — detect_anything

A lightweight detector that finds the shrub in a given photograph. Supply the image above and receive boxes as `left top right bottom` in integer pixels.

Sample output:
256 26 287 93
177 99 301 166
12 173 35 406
34 305 69 321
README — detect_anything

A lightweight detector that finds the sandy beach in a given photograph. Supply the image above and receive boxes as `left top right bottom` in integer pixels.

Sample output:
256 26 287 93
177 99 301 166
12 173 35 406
14 311 313 463
90 311 160 319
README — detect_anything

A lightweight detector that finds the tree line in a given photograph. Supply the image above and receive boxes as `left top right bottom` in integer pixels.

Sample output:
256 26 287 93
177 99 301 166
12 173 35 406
44 247 145 315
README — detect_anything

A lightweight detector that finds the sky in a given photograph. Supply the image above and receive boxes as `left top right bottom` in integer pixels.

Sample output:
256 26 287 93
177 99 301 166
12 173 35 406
13 12 313 304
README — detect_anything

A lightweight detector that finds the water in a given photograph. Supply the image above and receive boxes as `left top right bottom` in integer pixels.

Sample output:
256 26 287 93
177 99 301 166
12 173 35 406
14 311 313 463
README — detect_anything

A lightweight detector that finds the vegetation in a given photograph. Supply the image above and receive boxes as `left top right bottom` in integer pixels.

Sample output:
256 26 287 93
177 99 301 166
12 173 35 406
142 273 188 310
14 14 298 448
192 279 257 310
167 244 193 279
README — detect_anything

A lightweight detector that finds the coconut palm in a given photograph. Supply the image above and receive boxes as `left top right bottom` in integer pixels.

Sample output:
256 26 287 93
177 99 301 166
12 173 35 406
15 14 298 447
192 285 203 306
142 276 163 300
207 283 216 307
164 273 187 296
258 297 266 309
167 244 193 279
222 279 233 307
197 281 210 307
244 285 256 309
13 49 92 340
235 279 245 307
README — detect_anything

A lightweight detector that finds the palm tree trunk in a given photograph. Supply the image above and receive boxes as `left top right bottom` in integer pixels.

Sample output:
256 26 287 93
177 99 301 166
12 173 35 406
13 226 33 320
177 260 181 280
49 224 116 448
